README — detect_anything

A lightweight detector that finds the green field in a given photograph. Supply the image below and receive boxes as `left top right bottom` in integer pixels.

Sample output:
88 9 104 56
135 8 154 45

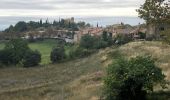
28 39 58 65
0 41 170 99
0 39 74 65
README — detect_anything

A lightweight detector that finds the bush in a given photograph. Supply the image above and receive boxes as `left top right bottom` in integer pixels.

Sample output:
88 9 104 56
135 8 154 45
68 46 95 58
94 40 108 49
23 50 41 67
80 34 98 49
102 31 114 46
107 37 114 46
0 39 42 67
138 32 146 39
114 34 132 45
0 39 30 65
104 56 166 100
50 46 66 63
0 49 14 65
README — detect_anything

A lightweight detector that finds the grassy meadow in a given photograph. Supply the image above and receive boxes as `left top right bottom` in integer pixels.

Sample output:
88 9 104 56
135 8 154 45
0 41 170 99
28 39 58 65
0 39 75 65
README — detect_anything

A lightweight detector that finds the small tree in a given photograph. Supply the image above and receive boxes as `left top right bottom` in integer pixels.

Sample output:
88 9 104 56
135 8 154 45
0 49 13 65
114 34 132 45
23 50 41 67
1 39 30 65
50 46 66 63
102 31 109 41
102 31 114 46
94 39 108 49
139 32 146 39
80 34 97 49
104 56 166 100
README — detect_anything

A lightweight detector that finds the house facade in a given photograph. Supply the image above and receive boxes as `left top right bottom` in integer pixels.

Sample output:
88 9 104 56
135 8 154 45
147 23 170 39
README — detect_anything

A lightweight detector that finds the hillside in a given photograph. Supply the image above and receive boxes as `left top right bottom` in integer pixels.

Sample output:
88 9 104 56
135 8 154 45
0 41 170 100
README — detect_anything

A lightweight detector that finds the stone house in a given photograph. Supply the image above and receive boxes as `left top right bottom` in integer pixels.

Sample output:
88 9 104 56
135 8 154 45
73 27 104 43
147 22 170 39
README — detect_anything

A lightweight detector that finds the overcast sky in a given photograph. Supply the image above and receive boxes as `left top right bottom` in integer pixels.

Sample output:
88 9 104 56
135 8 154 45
0 0 145 17
0 0 145 30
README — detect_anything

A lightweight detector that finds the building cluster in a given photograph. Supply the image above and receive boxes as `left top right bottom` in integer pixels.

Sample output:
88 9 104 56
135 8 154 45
106 24 147 40
22 18 148 43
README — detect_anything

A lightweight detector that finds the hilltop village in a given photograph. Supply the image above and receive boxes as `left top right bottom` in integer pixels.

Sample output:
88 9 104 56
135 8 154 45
0 17 149 43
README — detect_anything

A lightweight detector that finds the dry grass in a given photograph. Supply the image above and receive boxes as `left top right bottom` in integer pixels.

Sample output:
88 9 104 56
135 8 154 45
119 41 170 81
0 41 170 99
0 52 105 100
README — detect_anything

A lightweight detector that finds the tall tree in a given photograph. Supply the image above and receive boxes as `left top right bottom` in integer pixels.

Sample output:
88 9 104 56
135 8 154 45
137 0 169 24
137 0 170 39
39 19 43 27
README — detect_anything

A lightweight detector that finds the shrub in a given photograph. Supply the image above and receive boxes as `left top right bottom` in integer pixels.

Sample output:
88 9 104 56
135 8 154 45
23 50 41 67
102 31 109 41
94 40 108 49
102 31 114 46
50 46 66 63
68 46 95 58
114 34 132 45
0 39 42 67
104 56 166 100
80 34 98 49
107 37 114 46
0 39 30 65
138 32 146 39
0 49 13 65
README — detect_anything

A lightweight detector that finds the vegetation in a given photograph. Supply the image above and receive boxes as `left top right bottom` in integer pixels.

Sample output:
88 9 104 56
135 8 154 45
68 46 95 58
138 32 146 39
28 39 58 64
137 0 169 24
137 0 170 39
114 34 132 45
80 32 114 50
0 39 96 65
4 19 90 35
0 39 30 65
0 41 169 99
23 50 41 67
50 46 66 63
0 39 41 67
104 56 166 100
80 34 98 49
102 31 114 46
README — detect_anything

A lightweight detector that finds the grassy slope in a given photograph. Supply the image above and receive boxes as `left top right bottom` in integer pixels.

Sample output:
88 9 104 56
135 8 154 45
0 52 105 100
0 41 170 100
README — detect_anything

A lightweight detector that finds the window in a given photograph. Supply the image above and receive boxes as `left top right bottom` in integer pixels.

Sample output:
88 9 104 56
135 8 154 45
159 27 165 31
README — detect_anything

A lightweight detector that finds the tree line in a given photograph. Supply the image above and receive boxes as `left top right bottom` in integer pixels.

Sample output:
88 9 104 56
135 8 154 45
4 18 91 34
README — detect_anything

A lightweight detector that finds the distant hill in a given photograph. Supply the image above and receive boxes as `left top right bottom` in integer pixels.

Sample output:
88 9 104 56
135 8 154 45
3 18 90 34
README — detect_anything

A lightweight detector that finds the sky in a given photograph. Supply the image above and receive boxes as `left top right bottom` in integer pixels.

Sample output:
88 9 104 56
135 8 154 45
0 0 145 30
0 0 145 17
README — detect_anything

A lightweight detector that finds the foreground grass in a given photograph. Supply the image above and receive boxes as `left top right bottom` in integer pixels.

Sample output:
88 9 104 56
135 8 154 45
0 51 105 100
0 41 170 99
